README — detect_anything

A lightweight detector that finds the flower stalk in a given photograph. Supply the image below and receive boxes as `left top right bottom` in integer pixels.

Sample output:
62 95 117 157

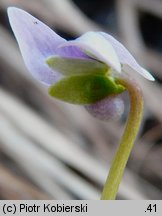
101 76 144 200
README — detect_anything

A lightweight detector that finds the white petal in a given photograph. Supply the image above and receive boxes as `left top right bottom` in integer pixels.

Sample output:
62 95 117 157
141 68 155 81
100 32 155 81
58 32 121 72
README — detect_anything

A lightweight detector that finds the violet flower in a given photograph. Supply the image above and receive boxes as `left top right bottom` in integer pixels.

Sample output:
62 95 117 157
7 7 154 121
8 8 154 82
7 7 155 200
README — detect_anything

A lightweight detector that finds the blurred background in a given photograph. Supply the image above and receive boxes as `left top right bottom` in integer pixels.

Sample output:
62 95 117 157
0 0 162 200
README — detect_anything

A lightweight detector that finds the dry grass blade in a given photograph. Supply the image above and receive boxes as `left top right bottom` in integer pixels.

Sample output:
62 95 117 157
0 112 99 199
0 164 49 199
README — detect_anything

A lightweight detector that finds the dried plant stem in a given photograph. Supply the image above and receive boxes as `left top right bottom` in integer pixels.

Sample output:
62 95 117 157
101 77 144 200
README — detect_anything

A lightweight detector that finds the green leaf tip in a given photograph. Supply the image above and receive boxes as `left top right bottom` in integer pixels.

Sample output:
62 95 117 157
48 74 125 104
46 56 109 76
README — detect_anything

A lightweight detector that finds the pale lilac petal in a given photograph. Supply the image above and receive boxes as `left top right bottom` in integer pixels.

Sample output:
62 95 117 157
58 32 121 72
56 45 91 59
100 32 155 81
7 7 65 85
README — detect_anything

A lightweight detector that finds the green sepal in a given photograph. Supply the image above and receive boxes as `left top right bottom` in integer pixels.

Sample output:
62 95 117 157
48 75 125 104
46 56 109 76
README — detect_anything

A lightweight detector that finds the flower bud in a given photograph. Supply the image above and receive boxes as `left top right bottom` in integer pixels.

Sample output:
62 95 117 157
85 95 124 121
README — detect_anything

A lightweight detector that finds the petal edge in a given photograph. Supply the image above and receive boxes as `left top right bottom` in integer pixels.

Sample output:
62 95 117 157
100 32 155 81
8 7 65 85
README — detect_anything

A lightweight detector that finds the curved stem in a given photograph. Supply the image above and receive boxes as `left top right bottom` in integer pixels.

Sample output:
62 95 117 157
101 77 144 200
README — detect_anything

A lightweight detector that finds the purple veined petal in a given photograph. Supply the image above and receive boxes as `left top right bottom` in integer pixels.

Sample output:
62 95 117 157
7 7 66 85
57 31 121 72
100 32 155 81
56 44 91 60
